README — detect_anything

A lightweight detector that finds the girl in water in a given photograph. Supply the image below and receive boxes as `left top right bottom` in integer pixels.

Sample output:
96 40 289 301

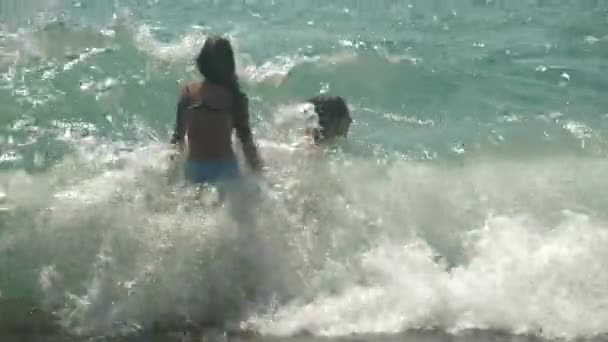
171 35 262 184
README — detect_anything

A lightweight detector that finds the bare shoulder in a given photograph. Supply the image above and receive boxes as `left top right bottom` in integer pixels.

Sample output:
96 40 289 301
178 81 203 96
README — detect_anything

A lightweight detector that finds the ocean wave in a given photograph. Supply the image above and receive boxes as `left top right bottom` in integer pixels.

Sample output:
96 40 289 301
2 134 608 339
249 212 608 340
1 3 608 340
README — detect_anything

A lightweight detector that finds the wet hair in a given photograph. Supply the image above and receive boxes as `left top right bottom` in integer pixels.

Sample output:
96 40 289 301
308 95 351 142
196 36 236 84
196 35 246 110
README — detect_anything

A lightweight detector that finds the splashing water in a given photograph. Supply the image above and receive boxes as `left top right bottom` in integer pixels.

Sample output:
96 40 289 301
1 1 608 341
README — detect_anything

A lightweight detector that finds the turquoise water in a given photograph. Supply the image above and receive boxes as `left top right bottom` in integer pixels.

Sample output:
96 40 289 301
1 1 608 341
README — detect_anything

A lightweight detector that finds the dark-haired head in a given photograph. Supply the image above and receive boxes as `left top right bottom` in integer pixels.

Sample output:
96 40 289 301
308 95 352 143
196 36 237 86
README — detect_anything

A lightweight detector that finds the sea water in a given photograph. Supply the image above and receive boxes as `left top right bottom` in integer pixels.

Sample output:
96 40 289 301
1 1 608 341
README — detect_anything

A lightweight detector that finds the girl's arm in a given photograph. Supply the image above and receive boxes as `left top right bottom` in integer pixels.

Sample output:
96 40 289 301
233 95 263 172
171 85 190 152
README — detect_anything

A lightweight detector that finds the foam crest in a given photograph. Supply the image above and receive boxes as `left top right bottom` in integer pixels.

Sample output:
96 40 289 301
133 25 207 63
243 55 316 85
241 51 358 86
3 131 608 341
249 213 608 340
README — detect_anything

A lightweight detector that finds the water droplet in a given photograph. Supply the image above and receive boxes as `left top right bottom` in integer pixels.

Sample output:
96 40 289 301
548 112 564 120
33 152 45 168
452 143 465 154
80 79 94 91
585 35 599 45
0 151 21 163
320 82 330 94
339 39 354 48
100 29 115 38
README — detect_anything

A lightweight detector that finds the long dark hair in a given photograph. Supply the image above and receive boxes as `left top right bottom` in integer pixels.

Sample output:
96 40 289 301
196 35 246 104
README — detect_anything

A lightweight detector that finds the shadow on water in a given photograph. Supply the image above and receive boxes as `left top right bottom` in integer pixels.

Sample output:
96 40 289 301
0 305 605 342
0 298 605 342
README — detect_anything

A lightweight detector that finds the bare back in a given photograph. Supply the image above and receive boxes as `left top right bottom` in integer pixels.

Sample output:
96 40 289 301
172 80 262 171
181 82 236 161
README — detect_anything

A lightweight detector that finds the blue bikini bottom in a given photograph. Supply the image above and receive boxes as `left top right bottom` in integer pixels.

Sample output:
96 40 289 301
185 158 240 184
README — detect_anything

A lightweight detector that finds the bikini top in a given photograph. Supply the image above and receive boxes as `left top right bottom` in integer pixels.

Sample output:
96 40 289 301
187 82 234 133
172 81 255 161
177 82 238 159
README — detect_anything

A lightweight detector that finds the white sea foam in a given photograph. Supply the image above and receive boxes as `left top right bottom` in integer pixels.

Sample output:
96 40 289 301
1 131 605 339
249 213 608 340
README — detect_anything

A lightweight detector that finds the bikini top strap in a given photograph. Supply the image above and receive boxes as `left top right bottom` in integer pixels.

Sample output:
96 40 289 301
186 82 229 113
